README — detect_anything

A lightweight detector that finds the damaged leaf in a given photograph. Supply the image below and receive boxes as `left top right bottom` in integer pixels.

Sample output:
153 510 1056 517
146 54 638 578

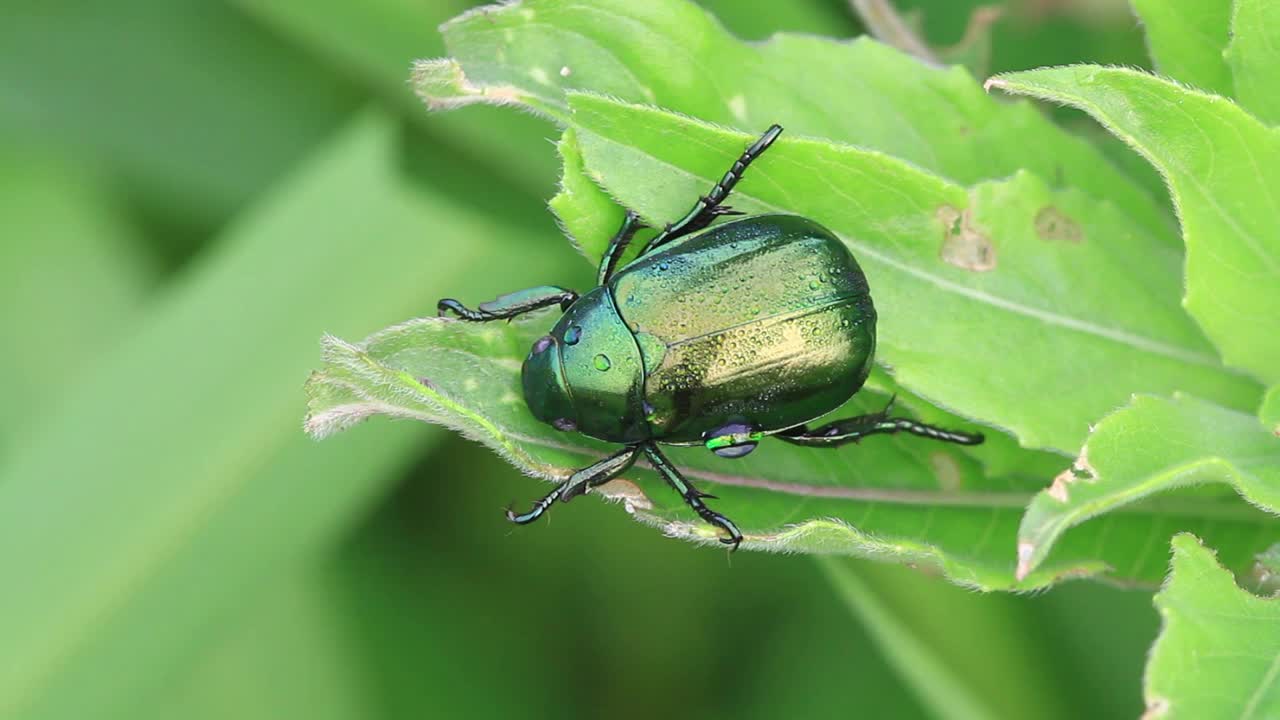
1016 394 1280 581
937 206 996 272
988 66 1280 386
1143 534 1280 719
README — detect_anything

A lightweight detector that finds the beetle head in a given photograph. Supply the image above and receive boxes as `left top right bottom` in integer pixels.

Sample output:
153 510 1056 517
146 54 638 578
522 334 578 432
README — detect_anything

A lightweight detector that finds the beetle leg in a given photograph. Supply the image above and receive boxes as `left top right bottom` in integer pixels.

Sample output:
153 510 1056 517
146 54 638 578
597 210 647 285
776 399 984 447
642 444 743 550
559 445 641 503
638 124 784 256
505 482 566 525
437 285 578 322
506 446 639 524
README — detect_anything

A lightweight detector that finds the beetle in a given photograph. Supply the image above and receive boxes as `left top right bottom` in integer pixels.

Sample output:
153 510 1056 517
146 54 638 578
437 124 983 549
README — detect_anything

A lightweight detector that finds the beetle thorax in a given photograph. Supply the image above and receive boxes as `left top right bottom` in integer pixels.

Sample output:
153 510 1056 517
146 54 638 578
521 286 649 444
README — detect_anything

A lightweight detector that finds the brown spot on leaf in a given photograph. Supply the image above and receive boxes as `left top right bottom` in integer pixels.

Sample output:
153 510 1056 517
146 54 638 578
1015 541 1035 581
1046 446 1096 503
1035 205 1083 242
930 451 962 491
1140 698 1170 720
596 477 653 512
938 206 996 271
1250 543 1280 597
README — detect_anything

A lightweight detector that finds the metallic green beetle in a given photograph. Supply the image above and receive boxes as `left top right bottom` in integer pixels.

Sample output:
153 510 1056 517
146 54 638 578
438 125 982 548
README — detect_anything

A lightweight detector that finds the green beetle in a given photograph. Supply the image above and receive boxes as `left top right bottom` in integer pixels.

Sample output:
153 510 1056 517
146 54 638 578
438 125 982 548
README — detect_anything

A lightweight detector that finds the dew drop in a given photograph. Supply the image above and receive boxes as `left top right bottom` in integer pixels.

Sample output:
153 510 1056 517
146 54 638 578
808 280 821 290
712 443 757 459
659 261 670 271
593 354 612 371
564 325 582 345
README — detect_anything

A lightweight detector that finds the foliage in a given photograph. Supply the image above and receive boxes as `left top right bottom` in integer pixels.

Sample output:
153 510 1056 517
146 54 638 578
313 0 1276 590
304 0 1280 715
1143 535 1280 719
1 0 1276 718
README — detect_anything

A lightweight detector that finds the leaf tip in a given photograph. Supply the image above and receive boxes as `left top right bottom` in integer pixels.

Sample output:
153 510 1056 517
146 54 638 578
410 57 531 112
982 75 1008 93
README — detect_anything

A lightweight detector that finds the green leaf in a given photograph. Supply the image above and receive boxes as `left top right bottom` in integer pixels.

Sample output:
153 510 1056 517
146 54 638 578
0 140 156 444
0 111 571 720
1144 534 1280 720
1262 385 1280 434
566 94 1257 452
0 0 361 229
987 66 1280 386
548 127 625 263
1226 0 1280 125
414 0 1175 244
154 569 375 720
306 310 1271 590
227 0 560 198
1015 394 1280 581
1130 0 1233 96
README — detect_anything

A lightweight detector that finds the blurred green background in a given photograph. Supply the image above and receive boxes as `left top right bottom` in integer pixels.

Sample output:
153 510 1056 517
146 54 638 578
0 1 1165 718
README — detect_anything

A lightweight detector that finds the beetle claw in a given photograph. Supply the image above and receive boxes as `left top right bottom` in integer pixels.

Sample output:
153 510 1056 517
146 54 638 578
709 204 745 217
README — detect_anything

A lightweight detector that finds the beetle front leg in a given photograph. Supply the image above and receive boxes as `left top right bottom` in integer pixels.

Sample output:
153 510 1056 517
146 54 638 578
597 210 646 285
776 398 984 448
506 446 640 524
437 285 578 322
642 443 743 550
639 124 783 256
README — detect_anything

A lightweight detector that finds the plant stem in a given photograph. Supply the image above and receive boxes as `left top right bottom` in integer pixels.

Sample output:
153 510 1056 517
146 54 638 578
848 0 941 66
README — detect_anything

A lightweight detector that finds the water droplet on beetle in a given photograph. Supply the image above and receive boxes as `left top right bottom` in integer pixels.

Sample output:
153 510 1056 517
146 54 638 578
564 325 582 345
713 442 757 459
659 261 670 271
593 354 611 371
808 280 821 290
